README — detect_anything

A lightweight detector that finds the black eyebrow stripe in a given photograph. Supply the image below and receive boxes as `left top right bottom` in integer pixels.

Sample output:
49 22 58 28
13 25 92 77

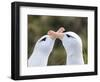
40 37 46 42
66 34 75 38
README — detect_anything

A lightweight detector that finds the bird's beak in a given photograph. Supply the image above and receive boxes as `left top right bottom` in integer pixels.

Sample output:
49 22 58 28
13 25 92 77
48 30 57 40
48 27 65 40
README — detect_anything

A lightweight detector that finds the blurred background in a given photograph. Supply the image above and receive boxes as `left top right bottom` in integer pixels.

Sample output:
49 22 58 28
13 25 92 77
28 15 88 65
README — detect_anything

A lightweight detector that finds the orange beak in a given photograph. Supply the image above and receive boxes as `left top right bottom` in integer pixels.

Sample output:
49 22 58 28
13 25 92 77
48 27 65 39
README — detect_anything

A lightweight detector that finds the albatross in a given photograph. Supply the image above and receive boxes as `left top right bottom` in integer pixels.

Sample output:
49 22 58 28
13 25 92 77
28 28 65 67
61 32 84 65
49 29 84 65
28 35 55 67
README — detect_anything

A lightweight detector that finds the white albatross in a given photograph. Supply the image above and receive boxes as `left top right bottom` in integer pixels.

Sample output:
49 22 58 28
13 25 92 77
61 32 84 65
28 27 65 67
28 35 55 67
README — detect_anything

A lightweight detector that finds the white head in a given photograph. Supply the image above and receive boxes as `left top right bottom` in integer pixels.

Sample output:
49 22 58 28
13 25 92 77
34 35 55 56
61 32 82 55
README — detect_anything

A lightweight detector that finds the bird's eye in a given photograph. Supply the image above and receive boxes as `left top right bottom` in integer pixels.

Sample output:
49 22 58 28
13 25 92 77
40 37 46 41
66 34 74 38
66 34 71 38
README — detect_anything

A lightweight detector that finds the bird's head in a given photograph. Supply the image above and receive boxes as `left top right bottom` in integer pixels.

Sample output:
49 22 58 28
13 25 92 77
33 27 65 56
34 35 55 55
61 32 82 54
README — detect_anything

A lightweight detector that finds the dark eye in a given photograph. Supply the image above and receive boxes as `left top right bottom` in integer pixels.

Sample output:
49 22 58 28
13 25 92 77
40 37 46 41
66 34 74 38
66 34 71 38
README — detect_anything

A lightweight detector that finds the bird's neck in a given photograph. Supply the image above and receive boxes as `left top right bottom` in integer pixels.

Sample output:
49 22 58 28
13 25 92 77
29 51 50 66
66 48 84 65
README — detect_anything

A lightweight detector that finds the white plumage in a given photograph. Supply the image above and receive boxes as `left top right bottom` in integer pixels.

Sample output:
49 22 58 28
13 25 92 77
28 35 55 67
61 32 84 65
